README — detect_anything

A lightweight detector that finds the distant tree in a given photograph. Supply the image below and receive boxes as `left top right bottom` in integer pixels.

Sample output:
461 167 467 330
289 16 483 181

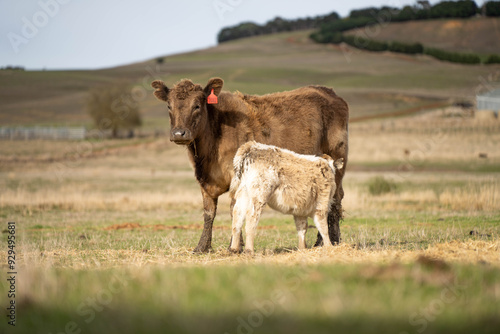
349 6 399 19
2 65 25 71
417 1 431 10
156 57 164 64
217 11 340 43
320 12 341 25
485 54 500 64
342 35 389 52
429 0 477 18
424 47 481 64
395 6 418 21
349 7 379 18
218 21 262 42
389 41 424 54
86 82 142 138
485 1 500 16
263 17 291 34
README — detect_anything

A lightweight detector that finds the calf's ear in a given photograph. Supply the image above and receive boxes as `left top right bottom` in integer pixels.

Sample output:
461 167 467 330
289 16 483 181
151 80 170 101
204 77 224 96
321 154 333 162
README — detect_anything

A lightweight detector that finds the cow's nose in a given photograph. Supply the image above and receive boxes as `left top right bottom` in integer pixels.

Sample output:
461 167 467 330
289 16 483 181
170 128 192 144
173 129 186 137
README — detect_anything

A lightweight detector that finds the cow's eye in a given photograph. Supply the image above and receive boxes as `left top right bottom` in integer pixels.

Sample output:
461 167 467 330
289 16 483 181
193 105 201 112
167 104 172 110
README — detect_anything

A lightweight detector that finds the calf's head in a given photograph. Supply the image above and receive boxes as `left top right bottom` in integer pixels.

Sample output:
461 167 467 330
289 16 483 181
151 78 223 144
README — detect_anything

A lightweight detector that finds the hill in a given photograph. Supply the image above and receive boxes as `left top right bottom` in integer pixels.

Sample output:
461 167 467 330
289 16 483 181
344 17 500 55
0 24 499 127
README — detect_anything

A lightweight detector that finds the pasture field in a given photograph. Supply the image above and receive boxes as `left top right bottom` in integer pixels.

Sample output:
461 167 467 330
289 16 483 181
1 113 499 334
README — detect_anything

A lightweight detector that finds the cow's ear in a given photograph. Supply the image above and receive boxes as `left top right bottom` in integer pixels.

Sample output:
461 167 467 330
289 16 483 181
151 80 170 101
204 77 224 96
334 158 344 170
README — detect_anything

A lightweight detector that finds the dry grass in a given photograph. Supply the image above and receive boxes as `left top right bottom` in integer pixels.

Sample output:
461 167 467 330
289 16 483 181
1 171 498 215
349 115 500 164
4 240 497 272
0 188 202 211
1 119 499 334
439 182 500 211
343 177 500 212
1 116 499 268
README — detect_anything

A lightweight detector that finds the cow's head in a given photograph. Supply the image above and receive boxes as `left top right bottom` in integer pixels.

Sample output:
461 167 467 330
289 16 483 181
151 78 223 144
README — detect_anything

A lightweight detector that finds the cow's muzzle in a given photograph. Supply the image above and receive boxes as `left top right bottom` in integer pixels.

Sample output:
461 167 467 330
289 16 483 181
170 128 193 144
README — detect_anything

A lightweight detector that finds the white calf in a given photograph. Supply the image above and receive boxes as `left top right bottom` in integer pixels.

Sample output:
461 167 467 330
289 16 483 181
229 141 344 254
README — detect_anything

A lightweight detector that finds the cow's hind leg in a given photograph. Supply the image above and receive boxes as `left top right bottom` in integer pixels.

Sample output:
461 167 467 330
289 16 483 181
294 216 308 250
194 188 218 253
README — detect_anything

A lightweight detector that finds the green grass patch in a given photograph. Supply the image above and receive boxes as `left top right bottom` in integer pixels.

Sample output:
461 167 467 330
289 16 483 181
350 160 500 173
367 176 398 195
2 262 499 334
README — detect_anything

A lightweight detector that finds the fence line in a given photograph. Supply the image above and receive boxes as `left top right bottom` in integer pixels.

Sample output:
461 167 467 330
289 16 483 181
0 127 86 140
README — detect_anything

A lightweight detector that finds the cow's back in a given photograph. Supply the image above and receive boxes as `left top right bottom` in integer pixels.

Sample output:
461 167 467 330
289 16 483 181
210 86 348 192
238 86 348 156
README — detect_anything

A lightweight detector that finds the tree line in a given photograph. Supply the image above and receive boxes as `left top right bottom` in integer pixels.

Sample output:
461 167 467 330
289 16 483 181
311 32 500 65
217 12 340 43
217 1 500 44
310 0 500 65
349 0 479 21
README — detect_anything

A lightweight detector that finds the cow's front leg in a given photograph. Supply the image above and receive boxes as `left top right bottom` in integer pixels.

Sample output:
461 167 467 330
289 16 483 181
194 188 218 253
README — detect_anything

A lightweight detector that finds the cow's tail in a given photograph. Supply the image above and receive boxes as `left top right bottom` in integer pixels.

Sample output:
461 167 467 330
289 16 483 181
230 141 257 194
230 157 243 195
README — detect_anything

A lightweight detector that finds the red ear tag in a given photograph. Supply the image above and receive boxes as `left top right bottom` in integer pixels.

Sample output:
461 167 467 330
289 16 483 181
207 89 218 104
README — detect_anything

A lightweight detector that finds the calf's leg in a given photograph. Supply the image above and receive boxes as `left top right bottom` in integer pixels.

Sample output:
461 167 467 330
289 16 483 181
313 211 333 248
294 216 308 250
244 200 265 255
228 195 244 251
314 172 345 247
229 192 247 253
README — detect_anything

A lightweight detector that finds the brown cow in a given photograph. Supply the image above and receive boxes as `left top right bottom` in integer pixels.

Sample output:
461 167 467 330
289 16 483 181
151 77 348 253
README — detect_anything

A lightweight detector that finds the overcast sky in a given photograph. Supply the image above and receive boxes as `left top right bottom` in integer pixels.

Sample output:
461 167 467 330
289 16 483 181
0 0 483 70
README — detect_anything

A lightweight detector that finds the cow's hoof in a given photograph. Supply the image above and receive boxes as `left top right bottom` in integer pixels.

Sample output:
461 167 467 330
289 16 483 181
313 239 324 247
193 245 212 254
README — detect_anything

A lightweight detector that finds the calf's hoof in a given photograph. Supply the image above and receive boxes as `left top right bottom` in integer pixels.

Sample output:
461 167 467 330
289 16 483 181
229 247 242 254
227 243 243 253
244 249 255 256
